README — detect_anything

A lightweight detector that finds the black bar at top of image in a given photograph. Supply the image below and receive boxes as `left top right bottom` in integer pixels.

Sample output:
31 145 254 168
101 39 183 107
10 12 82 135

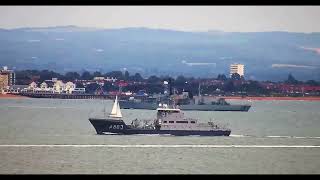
1 0 320 5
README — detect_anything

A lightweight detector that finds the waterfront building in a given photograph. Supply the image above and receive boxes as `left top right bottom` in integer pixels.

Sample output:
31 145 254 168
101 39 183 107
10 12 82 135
40 82 48 89
65 81 76 94
72 88 86 94
4 85 29 94
53 80 65 94
105 77 117 82
28 82 38 90
93 77 104 81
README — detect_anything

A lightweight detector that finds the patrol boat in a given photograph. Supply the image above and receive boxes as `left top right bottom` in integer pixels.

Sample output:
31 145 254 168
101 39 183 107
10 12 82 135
89 96 231 136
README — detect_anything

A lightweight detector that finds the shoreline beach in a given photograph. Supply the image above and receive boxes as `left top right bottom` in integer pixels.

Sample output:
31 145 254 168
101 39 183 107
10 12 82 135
1 93 320 101
0 94 29 99
223 96 320 101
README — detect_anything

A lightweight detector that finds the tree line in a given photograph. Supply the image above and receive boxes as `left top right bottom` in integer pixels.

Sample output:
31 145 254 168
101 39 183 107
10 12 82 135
14 69 320 95
15 70 144 84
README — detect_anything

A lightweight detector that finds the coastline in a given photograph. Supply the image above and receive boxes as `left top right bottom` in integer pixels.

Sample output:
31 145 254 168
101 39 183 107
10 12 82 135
1 93 320 101
0 94 30 99
223 96 320 101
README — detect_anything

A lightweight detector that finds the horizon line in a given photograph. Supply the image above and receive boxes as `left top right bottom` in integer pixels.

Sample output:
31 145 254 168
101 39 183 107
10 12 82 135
1 25 319 34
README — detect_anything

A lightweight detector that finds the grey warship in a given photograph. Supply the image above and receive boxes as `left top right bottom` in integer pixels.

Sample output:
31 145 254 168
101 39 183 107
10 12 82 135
119 96 251 111
119 83 251 112
89 96 231 136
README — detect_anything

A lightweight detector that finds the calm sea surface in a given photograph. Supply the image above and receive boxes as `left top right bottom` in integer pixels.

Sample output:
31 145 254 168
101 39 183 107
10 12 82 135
0 98 320 174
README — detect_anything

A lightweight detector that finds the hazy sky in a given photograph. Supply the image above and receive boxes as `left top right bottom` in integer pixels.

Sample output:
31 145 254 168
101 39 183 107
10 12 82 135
0 6 320 32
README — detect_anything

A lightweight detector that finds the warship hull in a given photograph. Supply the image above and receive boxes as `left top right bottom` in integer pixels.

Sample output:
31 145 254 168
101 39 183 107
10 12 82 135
89 118 231 136
119 101 251 112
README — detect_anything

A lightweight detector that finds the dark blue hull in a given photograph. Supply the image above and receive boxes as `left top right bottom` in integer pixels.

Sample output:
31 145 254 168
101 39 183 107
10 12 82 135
89 118 231 136
121 129 230 136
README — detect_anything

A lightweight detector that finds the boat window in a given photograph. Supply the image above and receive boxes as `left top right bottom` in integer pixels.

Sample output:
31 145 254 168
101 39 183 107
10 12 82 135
176 121 188 123
169 121 174 123
163 121 167 123
191 121 196 123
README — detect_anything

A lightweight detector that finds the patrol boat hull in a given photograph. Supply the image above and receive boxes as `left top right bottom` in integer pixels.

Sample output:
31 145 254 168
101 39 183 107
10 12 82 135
89 118 231 136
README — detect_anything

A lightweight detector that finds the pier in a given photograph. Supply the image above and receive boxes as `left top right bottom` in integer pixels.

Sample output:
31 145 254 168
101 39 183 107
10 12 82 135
18 92 119 100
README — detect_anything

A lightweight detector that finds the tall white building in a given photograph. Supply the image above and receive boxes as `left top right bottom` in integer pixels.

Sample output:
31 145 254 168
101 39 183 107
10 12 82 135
230 64 244 77
0 66 15 91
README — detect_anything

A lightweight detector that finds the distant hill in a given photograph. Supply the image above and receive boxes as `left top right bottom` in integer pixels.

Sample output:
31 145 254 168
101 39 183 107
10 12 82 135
0 26 320 81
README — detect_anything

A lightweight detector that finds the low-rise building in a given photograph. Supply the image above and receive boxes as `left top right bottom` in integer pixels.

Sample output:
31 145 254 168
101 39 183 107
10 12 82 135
53 80 65 93
26 79 85 94
65 81 76 94
40 82 48 89
3 85 29 94
28 81 38 90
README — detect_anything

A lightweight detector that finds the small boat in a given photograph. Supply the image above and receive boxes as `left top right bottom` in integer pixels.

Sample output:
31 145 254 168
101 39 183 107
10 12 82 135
89 96 231 136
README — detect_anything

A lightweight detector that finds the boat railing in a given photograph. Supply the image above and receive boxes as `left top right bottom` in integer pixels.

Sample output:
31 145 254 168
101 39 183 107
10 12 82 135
130 118 156 129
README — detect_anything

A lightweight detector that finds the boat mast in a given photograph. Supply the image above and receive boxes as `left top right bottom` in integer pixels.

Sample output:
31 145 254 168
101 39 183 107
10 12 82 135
198 82 204 104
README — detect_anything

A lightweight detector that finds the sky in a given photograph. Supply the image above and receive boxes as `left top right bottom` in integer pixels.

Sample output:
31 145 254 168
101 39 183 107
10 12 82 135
0 6 320 32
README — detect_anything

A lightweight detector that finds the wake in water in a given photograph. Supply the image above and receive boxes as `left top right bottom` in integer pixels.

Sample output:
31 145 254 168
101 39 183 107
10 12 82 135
98 133 320 139
0 144 319 148
230 134 320 139
229 134 250 138
266 136 320 139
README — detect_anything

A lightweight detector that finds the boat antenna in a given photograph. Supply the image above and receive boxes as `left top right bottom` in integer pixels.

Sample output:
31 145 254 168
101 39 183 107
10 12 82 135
198 82 201 97
118 84 122 95
198 82 204 104
169 78 173 96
